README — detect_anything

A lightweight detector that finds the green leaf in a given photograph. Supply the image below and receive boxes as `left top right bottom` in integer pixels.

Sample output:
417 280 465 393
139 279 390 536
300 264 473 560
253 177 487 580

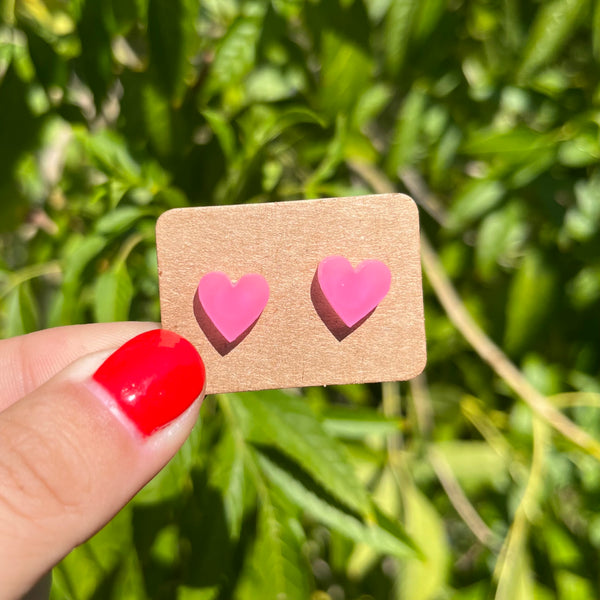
431 441 509 493
25 26 69 91
564 174 600 241
558 132 600 167
475 201 528 279
47 290 80 329
5 282 38 336
260 106 326 144
556 571 596 600
202 109 237 162
347 465 401 579
95 206 150 235
230 390 372 517
237 105 325 154
352 83 393 131
430 125 461 186
509 148 557 188
52 508 135 599
155 186 188 208
93 261 134 322
0 66 42 233
594 0 600 61
176 587 219 600
110 0 146 32
134 423 203 505
446 178 505 232
76 128 141 183
76 0 113 108
575 172 600 222
386 86 427 175
319 29 372 118
568 265 600 309
413 0 445 41
522 354 563 397
322 406 403 439
206 15 264 91
54 235 106 312
397 482 449 600
1 0 14 24
147 0 196 102
208 427 246 540
462 128 558 165
517 0 588 82
448 582 491 600
384 0 420 75
141 80 173 156
495 546 536 600
236 487 310 600
305 114 347 197
257 451 418 559
245 65 300 104
504 250 557 356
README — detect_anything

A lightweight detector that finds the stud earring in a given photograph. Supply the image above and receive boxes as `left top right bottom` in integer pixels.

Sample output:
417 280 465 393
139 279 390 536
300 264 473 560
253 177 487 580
196 271 269 345
314 255 391 331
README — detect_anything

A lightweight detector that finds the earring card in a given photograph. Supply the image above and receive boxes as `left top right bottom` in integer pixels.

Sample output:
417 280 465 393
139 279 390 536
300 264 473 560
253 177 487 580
156 194 426 395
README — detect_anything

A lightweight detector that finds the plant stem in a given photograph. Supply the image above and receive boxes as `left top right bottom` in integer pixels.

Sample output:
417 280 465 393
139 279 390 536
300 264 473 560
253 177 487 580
348 160 600 461
493 417 548 599
0 261 62 298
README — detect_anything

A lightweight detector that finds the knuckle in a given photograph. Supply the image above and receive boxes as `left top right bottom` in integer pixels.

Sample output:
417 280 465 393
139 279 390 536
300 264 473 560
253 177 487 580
0 405 93 526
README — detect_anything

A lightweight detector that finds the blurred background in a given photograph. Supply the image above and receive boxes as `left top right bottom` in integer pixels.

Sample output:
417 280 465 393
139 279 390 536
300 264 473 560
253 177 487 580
2 0 600 598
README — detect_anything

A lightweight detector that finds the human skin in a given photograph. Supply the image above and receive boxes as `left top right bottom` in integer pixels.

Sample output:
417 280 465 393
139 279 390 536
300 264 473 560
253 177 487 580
0 322 206 598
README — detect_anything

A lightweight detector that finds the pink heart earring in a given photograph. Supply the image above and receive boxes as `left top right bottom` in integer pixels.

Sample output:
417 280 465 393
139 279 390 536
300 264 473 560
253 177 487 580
313 255 391 338
196 271 269 353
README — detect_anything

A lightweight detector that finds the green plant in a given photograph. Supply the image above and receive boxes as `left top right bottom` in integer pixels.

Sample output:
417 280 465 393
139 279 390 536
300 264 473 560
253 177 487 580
2 0 600 598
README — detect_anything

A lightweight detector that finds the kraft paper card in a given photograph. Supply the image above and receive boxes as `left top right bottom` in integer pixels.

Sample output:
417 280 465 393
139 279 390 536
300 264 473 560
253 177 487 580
156 193 426 394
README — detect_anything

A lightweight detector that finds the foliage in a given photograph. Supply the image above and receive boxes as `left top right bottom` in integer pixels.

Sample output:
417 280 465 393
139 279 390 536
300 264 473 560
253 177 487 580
1 0 600 598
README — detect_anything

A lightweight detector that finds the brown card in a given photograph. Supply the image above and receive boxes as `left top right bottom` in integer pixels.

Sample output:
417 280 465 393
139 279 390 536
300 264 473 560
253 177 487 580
156 194 426 395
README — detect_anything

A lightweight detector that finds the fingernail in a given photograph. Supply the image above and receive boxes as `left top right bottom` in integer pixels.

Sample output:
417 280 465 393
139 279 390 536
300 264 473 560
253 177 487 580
92 329 206 436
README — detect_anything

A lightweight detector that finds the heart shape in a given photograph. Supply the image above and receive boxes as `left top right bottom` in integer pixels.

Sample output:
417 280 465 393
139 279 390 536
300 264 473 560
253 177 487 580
317 256 391 327
197 272 269 343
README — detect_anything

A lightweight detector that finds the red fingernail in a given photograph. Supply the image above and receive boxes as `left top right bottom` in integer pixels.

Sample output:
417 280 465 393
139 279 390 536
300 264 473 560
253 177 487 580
92 329 206 436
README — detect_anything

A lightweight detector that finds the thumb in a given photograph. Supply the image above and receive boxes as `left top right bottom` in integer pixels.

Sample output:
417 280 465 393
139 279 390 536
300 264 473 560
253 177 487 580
0 329 206 598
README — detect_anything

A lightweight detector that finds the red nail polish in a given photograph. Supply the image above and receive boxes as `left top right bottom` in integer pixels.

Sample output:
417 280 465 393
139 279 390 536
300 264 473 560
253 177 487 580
92 329 206 436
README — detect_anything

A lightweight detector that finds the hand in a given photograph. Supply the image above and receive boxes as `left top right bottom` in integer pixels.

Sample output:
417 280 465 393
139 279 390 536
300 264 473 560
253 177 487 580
0 323 206 598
